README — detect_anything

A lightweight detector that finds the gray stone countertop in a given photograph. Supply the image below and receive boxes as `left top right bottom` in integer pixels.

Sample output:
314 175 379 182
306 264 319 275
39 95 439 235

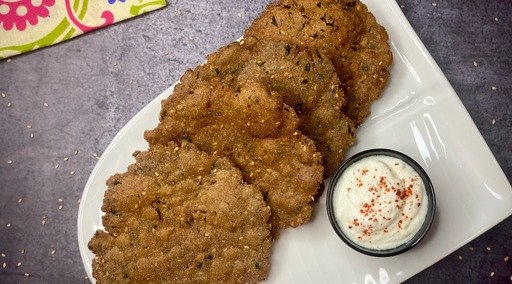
0 0 510 283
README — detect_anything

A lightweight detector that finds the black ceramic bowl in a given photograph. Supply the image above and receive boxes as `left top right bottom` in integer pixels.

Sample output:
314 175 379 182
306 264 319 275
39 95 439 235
326 149 436 257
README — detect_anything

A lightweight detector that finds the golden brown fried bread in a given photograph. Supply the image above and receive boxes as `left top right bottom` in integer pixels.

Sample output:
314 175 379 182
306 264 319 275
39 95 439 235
145 80 324 231
245 0 392 125
88 141 272 283
175 37 355 176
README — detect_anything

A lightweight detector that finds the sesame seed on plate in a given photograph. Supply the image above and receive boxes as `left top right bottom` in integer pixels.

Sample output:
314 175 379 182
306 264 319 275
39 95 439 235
54 164 59 169
43 102 49 107
1 93 5 98
74 150 79 155
17 198 22 203
458 255 462 260
70 171 76 175
58 198 63 203
63 157 69 161
2 263 5 268
6 59 11 62
6 160 12 164
505 256 509 262
30 133 34 139
20 249 25 254
24 273 29 277
6 223 11 228
41 219 46 225
486 246 491 251
1 253 5 257
58 205 63 210
50 249 56 255
17 262 21 267
432 2 437 6
495 17 499 22
473 61 478 67
492 119 496 125
492 86 497 90
490 271 495 277
26 125 32 129
77 198 81 204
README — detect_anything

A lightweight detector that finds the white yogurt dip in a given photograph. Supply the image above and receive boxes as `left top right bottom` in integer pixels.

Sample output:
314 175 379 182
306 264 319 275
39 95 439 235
332 155 428 250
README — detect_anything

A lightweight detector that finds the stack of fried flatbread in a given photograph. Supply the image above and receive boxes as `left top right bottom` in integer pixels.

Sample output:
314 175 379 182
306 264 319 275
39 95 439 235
88 0 392 282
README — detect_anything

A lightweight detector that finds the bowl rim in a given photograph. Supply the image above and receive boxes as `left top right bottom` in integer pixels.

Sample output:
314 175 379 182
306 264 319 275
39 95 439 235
326 148 436 257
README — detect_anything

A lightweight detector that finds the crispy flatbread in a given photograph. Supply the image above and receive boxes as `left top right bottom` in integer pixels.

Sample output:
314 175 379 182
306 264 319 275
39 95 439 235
174 37 355 176
88 142 272 283
245 0 392 125
146 80 324 231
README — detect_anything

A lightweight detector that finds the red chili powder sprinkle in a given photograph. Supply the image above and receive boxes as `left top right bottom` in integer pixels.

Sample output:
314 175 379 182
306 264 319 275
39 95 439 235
361 225 374 237
396 187 413 200
360 203 375 216
356 179 363 187
379 176 388 190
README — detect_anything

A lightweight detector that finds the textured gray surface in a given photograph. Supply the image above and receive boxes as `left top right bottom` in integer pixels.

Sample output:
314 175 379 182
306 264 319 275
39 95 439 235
0 0 510 283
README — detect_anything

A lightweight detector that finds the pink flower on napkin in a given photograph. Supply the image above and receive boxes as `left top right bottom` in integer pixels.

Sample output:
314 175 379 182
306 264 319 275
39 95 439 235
0 0 55 31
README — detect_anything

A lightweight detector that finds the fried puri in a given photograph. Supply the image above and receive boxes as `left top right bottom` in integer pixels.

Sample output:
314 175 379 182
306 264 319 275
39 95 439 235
245 0 392 125
145 80 324 231
175 37 355 177
88 141 272 283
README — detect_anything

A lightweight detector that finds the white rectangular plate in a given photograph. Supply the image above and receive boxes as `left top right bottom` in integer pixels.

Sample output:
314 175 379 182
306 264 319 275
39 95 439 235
77 0 512 283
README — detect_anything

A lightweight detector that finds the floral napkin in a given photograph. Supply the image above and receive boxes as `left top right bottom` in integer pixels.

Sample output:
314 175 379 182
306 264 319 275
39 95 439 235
0 0 167 59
